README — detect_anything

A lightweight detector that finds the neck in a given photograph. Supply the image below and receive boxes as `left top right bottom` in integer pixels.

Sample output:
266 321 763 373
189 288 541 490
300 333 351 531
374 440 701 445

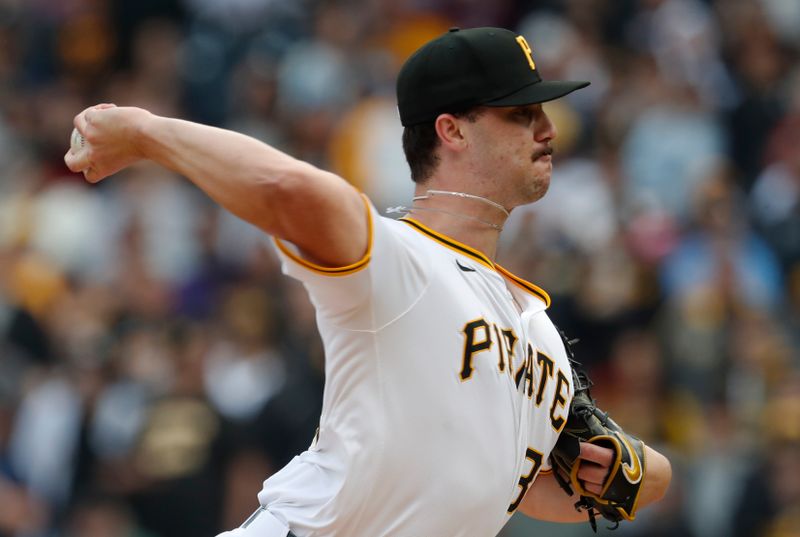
413 190 510 224
404 188 510 261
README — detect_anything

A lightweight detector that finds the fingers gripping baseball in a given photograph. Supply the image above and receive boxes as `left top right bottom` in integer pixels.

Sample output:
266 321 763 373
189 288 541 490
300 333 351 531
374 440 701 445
65 104 112 176
64 104 147 183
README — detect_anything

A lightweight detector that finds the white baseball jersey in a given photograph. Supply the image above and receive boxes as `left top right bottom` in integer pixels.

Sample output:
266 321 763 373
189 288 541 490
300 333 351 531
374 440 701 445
261 196 574 537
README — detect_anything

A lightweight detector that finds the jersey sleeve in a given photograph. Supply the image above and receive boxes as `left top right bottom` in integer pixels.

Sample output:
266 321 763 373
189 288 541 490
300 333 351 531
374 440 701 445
272 195 429 331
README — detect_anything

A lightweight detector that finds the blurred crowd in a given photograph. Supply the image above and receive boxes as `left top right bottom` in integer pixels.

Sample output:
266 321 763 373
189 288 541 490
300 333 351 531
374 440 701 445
0 0 799 536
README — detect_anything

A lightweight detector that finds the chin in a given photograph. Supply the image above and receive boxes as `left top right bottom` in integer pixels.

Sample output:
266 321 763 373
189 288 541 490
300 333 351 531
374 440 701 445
525 175 550 204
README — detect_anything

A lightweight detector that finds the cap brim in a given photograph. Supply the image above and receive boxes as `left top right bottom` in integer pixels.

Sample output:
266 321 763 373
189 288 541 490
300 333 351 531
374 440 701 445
484 80 590 107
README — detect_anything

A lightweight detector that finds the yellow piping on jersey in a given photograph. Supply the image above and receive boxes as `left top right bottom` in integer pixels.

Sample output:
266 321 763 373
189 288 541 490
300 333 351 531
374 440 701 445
495 265 551 308
400 217 495 269
400 217 551 307
273 193 373 276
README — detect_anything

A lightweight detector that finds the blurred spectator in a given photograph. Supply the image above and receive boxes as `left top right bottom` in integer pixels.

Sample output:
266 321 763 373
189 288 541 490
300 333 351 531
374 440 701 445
750 113 800 273
659 164 783 401
732 375 800 537
720 0 790 189
627 0 737 110
0 404 49 537
64 495 154 537
8 373 82 509
328 96 413 210
620 83 726 223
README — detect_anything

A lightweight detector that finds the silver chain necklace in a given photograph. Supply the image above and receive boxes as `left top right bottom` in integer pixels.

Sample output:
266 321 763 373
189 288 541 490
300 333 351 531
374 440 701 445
386 190 509 231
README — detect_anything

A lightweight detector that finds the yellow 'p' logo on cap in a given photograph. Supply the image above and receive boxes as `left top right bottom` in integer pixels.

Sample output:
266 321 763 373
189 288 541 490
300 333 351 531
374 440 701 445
515 36 536 71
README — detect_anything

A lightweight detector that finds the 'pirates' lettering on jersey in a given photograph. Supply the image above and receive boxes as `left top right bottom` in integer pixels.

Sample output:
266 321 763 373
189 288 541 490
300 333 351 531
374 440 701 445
514 343 535 397
460 319 518 381
534 351 554 405
549 369 570 433
460 317 571 431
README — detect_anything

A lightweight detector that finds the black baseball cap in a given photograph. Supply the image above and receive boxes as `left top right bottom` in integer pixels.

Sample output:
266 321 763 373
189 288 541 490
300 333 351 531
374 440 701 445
397 27 590 127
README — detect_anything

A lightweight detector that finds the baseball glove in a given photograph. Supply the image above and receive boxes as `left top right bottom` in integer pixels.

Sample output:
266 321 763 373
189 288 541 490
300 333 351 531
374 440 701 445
549 331 646 532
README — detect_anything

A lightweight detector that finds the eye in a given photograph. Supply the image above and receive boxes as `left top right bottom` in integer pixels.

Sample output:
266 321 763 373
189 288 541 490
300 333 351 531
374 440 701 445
511 108 534 123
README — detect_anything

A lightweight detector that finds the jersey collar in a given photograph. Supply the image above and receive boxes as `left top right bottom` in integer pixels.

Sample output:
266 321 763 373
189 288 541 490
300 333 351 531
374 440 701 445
399 217 551 307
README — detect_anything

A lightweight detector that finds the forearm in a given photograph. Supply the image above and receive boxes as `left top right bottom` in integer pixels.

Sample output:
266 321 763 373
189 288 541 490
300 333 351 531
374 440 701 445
520 445 671 523
637 445 671 507
519 472 590 523
137 113 323 233
68 105 368 266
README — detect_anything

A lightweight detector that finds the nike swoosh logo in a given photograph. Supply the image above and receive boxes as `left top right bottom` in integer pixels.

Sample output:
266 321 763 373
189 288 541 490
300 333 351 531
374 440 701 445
617 432 643 484
456 259 476 272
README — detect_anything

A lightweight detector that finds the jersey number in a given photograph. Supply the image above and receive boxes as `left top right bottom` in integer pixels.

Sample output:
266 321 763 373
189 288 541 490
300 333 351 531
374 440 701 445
507 447 544 513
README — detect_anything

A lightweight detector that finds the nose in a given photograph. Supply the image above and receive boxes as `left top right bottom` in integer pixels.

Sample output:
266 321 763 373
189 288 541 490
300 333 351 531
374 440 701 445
534 107 557 143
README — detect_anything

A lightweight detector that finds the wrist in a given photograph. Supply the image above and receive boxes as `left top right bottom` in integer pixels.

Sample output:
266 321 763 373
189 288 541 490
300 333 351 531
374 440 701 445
131 108 157 160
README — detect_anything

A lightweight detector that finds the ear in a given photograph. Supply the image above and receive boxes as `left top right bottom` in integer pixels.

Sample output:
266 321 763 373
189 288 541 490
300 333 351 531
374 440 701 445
434 114 467 151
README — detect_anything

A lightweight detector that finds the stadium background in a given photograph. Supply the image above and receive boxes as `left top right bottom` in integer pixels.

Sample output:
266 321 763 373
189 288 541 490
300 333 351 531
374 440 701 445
0 0 799 536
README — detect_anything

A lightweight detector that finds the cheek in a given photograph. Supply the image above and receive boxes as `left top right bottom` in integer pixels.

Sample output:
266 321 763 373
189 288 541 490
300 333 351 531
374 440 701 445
469 126 532 175
505 140 535 169
489 136 528 162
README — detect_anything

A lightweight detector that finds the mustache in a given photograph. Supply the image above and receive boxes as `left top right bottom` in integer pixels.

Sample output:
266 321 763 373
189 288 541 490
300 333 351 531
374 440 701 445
532 146 554 161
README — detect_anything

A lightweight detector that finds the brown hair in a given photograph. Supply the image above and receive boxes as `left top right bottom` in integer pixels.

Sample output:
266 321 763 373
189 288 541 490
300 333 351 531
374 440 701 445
401 109 483 183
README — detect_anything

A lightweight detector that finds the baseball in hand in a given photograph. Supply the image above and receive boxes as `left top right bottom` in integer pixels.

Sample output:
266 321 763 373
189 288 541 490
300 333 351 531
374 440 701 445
70 128 85 153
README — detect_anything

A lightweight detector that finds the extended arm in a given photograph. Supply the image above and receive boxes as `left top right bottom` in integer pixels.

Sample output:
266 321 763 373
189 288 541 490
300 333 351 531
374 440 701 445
520 443 671 523
64 104 367 267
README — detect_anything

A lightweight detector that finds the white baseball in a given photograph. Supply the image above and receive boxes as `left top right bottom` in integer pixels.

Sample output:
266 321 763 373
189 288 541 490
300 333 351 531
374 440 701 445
70 128 85 153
